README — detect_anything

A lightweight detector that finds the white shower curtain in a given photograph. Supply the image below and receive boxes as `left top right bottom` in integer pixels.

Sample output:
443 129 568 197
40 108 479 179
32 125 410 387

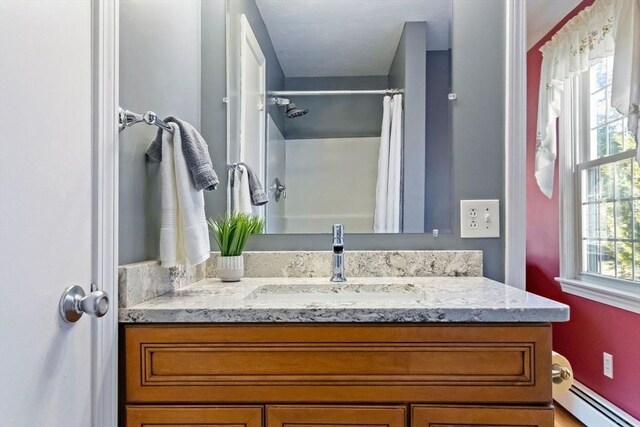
374 94 403 233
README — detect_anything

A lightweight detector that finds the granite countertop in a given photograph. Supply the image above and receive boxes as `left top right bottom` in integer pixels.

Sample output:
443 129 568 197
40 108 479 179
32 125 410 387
119 276 569 323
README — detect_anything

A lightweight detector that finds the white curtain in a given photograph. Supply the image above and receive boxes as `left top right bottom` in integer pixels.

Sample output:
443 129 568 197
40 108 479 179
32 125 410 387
374 94 403 233
535 0 640 198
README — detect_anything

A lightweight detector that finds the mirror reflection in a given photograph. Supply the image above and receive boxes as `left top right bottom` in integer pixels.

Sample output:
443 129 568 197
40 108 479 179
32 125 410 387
226 0 453 234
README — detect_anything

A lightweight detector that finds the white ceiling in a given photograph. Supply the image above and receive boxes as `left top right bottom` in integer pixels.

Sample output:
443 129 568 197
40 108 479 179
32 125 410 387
526 0 582 49
255 0 452 78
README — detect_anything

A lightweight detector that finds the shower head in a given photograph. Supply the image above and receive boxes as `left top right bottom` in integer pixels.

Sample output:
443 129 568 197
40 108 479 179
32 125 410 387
285 103 308 118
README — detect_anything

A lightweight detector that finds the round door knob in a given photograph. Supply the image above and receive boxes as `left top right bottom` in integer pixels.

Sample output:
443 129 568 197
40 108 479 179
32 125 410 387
59 285 110 323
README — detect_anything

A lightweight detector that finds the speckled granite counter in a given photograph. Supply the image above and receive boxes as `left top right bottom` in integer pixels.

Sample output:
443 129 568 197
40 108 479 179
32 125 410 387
119 250 483 307
119 276 569 323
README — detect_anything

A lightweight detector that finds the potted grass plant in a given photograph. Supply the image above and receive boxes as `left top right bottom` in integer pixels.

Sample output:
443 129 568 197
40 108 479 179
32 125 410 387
207 213 264 282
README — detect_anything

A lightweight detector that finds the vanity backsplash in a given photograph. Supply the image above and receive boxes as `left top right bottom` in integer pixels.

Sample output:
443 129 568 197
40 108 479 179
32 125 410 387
119 250 482 307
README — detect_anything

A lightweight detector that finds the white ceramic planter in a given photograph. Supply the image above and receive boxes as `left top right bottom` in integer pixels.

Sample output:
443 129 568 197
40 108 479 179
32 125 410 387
217 255 244 282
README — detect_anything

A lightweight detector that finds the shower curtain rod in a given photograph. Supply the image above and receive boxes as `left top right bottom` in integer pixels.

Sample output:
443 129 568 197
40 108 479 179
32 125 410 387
268 89 403 96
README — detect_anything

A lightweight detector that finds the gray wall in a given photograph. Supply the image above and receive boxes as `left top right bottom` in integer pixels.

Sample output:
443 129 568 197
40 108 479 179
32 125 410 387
283 76 388 139
245 0 506 282
389 22 427 233
119 0 202 264
201 0 228 223
226 0 285 161
424 49 453 234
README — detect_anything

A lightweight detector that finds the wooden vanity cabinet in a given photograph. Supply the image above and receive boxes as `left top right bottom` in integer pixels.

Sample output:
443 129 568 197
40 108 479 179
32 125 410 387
412 405 554 426
267 406 406 427
126 406 263 427
122 324 554 427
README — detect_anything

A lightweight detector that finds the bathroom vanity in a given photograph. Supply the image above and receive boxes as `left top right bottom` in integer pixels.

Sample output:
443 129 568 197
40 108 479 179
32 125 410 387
119 252 569 427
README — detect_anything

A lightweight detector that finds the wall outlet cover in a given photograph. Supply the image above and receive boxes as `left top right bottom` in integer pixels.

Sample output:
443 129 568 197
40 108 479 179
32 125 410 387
603 352 613 379
460 199 500 238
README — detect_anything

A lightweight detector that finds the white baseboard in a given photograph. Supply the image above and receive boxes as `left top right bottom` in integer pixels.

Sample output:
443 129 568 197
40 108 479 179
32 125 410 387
554 380 640 427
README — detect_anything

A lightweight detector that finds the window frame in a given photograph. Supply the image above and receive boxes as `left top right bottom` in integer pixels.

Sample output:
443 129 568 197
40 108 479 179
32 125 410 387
556 65 640 313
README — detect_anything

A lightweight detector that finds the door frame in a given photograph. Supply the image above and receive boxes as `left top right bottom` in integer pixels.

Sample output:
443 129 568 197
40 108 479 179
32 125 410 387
239 13 267 219
92 1 119 425
239 13 266 166
504 0 527 289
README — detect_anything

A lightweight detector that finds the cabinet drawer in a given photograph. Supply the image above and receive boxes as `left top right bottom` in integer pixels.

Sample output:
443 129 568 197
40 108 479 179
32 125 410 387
124 324 551 404
412 405 553 427
267 405 405 427
126 405 262 427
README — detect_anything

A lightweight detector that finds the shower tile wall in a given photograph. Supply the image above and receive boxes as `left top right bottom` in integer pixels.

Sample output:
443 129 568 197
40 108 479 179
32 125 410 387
284 137 379 233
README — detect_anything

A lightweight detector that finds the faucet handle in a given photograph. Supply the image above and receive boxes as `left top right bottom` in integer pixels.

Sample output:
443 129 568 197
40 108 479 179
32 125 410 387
332 224 344 245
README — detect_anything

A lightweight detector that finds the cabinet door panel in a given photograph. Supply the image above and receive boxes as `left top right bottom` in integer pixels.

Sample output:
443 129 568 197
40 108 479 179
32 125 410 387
267 405 405 427
126 406 262 427
412 405 553 427
125 324 551 404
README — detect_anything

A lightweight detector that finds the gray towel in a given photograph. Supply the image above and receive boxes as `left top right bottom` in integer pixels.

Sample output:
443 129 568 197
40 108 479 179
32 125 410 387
239 162 268 206
147 116 219 191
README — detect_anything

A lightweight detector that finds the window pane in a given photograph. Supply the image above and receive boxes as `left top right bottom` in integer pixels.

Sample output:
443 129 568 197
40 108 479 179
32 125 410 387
581 158 640 282
634 200 640 240
608 119 623 155
585 167 599 201
616 200 633 239
601 242 616 277
583 202 599 239
599 163 614 200
599 202 615 239
623 118 638 151
590 60 607 92
633 243 640 282
616 241 633 280
583 240 600 274
635 161 640 196
591 89 607 128
606 56 614 86
615 158 632 199
590 127 608 159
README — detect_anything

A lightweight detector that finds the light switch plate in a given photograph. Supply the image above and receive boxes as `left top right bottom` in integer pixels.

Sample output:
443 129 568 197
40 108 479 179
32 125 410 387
603 352 613 378
460 200 500 238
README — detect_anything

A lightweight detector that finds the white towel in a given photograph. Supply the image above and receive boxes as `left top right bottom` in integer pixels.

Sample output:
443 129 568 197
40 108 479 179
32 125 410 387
231 165 253 215
160 123 210 267
160 126 182 267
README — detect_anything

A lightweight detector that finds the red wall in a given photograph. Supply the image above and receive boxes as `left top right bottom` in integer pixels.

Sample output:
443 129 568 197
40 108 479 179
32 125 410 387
526 0 640 418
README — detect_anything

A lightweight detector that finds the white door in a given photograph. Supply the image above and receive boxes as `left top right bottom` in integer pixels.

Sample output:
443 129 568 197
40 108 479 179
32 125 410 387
240 14 267 219
0 1 115 426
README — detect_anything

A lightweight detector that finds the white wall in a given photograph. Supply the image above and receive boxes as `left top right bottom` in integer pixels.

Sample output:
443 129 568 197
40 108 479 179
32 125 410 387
119 0 201 264
284 137 379 233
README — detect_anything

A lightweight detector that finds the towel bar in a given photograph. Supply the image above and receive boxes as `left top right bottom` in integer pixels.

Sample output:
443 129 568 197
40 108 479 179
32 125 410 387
118 107 174 134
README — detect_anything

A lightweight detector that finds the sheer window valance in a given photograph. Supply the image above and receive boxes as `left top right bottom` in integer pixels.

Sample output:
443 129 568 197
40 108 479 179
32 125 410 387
535 0 640 198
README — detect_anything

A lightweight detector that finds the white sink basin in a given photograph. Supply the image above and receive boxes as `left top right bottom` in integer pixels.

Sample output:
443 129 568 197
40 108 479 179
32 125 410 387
244 282 425 304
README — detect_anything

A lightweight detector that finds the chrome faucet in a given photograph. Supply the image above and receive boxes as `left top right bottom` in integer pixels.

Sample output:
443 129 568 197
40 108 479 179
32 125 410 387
330 224 346 282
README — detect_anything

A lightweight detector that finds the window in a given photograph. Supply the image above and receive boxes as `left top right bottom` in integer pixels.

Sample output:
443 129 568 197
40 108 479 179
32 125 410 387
558 55 640 312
